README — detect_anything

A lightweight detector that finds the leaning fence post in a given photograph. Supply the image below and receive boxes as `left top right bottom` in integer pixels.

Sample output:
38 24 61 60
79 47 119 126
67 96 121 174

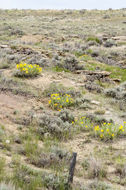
68 152 77 184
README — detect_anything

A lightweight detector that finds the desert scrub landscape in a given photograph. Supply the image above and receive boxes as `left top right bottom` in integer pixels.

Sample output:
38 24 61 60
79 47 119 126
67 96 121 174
0 8 126 190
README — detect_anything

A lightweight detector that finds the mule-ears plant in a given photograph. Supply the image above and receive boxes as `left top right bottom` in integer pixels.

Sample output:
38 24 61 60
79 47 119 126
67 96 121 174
73 116 93 132
73 117 126 141
15 62 42 77
49 93 74 111
94 122 126 141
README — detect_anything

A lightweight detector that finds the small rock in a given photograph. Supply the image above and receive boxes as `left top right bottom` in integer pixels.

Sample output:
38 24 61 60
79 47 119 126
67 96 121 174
91 100 100 105
112 78 121 83
14 138 22 144
5 140 10 144
0 44 8 48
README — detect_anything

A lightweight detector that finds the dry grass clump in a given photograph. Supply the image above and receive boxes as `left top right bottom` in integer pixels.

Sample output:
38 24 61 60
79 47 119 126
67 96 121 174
82 157 107 179
0 158 6 182
0 182 21 190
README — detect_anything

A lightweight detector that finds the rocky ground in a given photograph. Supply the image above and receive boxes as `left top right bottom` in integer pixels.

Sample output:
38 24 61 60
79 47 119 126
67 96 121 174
0 9 126 190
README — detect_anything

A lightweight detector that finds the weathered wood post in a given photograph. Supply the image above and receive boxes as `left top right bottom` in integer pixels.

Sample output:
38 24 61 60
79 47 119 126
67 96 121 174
68 152 77 184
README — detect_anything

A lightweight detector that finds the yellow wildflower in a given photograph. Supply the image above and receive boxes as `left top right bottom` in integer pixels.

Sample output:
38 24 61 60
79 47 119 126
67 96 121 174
119 125 123 130
100 134 103 138
82 117 85 119
48 100 51 104
39 68 42 72
66 94 71 97
66 99 69 103
112 134 114 137
94 126 99 131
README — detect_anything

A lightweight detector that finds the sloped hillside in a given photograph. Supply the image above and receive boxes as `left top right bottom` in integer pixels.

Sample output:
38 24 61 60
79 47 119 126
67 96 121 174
0 9 126 190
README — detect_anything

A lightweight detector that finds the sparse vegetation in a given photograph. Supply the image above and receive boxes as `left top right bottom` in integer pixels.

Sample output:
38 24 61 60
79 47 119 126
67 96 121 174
0 8 126 190
0 183 21 190
0 158 6 182
86 36 102 44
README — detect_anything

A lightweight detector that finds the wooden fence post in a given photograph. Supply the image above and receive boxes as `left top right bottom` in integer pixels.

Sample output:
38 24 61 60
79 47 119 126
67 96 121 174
68 152 77 184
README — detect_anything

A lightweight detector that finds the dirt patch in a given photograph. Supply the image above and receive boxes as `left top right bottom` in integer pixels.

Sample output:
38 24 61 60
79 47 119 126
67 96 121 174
0 92 32 124
26 71 79 91
20 35 42 44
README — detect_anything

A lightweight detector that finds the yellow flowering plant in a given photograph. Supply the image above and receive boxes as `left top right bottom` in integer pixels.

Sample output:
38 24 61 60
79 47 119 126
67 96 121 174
73 116 93 132
49 93 74 111
16 62 42 77
73 116 126 141
94 122 126 140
